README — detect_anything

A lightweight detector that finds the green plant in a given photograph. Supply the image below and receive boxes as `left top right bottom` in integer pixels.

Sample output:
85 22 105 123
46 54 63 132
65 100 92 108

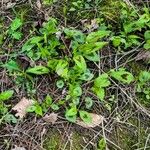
111 5 150 49
43 0 58 5
4 17 137 123
79 110 92 123
65 105 77 122
144 30 150 49
0 90 17 124
3 11 146 124
110 68 134 84
8 18 23 40
97 138 106 150
92 73 111 101
27 94 59 116
136 71 150 104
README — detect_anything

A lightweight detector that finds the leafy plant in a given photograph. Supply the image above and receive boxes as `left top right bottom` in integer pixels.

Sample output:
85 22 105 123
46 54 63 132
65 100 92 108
0 90 14 101
8 18 23 40
111 5 150 49
110 68 134 84
92 73 110 101
98 138 106 150
79 110 92 124
56 80 64 89
3 11 148 125
85 97 93 109
136 71 150 103
65 106 77 122
26 66 50 75
0 90 17 124
144 30 150 49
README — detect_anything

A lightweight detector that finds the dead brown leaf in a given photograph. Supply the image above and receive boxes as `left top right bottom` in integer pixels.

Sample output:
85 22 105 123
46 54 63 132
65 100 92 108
43 113 58 124
5 2 16 9
12 97 33 119
76 113 104 128
136 50 150 64
11 146 26 150
81 19 99 33
36 0 42 10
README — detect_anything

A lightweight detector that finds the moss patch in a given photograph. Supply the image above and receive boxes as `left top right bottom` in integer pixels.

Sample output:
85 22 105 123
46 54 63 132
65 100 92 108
43 130 84 150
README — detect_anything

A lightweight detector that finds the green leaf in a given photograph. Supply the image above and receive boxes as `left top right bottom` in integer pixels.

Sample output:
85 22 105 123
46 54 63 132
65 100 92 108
0 35 3 45
86 30 110 43
40 18 57 35
78 42 107 55
80 69 94 81
64 28 85 43
111 36 122 47
0 90 14 101
56 80 64 88
94 73 111 88
26 66 49 75
45 94 52 105
4 114 17 124
22 42 35 52
72 97 80 105
56 60 69 78
10 18 22 31
79 110 92 124
69 84 82 97
2 60 20 71
12 31 22 40
65 115 76 123
65 106 77 116
51 103 59 110
85 52 100 62
27 105 36 112
144 30 150 40
139 71 150 83
123 22 135 34
29 36 44 44
92 87 105 101
98 138 106 150
73 55 87 72
65 106 77 122
110 68 134 84
47 59 58 71
144 40 150 50
35 105 43 116
85 97 93 109
92 42 108 52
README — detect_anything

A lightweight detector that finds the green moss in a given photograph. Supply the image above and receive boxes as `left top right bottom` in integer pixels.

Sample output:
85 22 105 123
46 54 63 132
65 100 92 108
44 130 62 150
48 0 123 26
98 0 122 22
110 118 150 150
43 130 83 150
70 132 83 150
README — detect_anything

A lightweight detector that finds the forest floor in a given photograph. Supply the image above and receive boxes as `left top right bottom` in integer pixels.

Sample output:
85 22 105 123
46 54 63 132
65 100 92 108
0 0 150 150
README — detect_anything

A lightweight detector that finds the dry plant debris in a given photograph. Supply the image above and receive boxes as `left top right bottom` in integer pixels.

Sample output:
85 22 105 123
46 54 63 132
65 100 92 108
76 113 104 128
11 146 26 150
43 113 58 124
136 50 150 63
12 97 33 119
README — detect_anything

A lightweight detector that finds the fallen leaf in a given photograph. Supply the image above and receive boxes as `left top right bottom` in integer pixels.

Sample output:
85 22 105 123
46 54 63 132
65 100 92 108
81 19 99 33
11 146 26 150
12 97 33 119
43 113 58 124
76 113 104 128
90 19 99 31
5 2 16 9
3 0 9 3
36 0 42 9
136 50 150 64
